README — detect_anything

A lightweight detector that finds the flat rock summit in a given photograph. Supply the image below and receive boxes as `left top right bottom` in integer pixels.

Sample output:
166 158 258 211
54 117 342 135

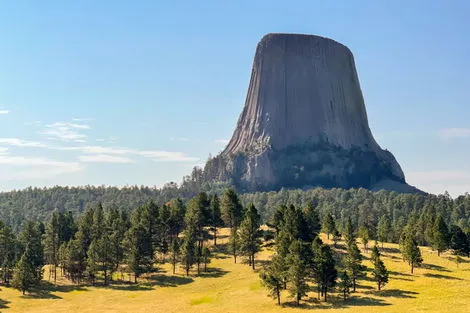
203 33 420 193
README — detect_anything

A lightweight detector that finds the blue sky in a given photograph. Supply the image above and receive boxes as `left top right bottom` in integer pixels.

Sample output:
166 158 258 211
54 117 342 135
0 1 469 196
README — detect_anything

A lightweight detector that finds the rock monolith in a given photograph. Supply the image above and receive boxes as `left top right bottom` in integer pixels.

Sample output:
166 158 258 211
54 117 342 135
203 33 418 193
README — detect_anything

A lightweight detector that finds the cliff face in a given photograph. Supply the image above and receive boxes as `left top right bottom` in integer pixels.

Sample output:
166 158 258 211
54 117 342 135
204 33 417 193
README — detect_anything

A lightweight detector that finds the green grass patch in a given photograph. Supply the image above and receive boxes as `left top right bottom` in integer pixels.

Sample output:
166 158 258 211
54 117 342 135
190 296 214 305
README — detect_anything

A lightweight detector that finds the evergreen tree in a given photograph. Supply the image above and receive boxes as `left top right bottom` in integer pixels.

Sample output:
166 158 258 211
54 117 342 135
372 256 389 291
432 215 450 256
286 240 308 305
338 271 352 300
123 224 152 283
322 213 336 239
371 245 380 264
377 215 391 248
201 246 211 272
170 238 180 274
12 248 38 294
86 240 99 285
316 242 337 302
239 203 262 269
450 225 469 257
343 217 355 246
168 198 185 239
344 240 365 292
209 194 222 246
303 202 321 239
358 225 370 252
220 188 244 229
229 227 240 264
260 254 284 305
44 211 60 283
18 222 44 282
401 231 423 274
0 222 16 284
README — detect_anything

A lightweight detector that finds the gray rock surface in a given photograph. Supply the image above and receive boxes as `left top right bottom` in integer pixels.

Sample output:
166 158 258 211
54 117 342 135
204 33 418 193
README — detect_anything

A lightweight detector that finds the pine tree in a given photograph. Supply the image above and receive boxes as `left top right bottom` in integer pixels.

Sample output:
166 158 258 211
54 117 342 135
201 246 211 272
209 194 222 246
377 215 391 248
432 215 450 256
332 229 341 248
344 217 355 246
18 222 44 282
44 211 60 283
371 245 389 290
260 254 284 305
286 240 308 305
220 188 244 229
303 202 321 239
170 238 180 274
450 225 469 256
123 224 152 283
239 203 261 269
371 245 380 264
86 240 99 285
322 213 336 239
338 271 352 300
401 231 423 274
12 249 38 295
358 225 370 252
229 227 240 264
0 222 16 284
373 258 389 291
344 240 365 292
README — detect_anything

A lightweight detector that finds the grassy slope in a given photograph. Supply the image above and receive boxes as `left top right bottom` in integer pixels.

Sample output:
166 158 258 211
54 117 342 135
1 231 469 313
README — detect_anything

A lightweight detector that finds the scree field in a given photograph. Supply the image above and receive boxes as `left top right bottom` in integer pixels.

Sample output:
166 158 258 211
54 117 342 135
1 230 469 313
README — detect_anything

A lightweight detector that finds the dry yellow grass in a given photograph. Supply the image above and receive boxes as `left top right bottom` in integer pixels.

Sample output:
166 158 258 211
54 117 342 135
1 230 469 312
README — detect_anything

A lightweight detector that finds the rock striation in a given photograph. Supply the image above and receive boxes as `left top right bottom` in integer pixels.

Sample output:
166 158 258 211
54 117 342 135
203 33 419 193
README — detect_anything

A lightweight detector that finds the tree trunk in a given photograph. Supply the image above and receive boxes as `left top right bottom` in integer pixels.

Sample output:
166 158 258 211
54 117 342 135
252 254 255 270
54 264 57 283
277 288 280 305
378 282 381 291
296 293 300 305
352 277 356 292
437 250 440 256
411 264 414 274
324 287 327 302
214 227 217 246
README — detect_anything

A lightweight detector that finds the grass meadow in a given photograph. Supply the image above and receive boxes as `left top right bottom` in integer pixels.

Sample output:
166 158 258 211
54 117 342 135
0 230 469 312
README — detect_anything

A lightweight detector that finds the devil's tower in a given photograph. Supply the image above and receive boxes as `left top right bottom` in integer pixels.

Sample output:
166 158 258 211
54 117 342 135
203 33 418 193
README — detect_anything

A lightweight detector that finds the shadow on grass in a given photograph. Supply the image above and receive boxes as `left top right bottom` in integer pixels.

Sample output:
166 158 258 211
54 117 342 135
422 263 451 272
380 247 400 254
147 274 194 286
389 270 412 277
0 298 10 309
283 295 390 309
107 282 153 291
199 267 229 278
424 273 463 280
365 289 418 298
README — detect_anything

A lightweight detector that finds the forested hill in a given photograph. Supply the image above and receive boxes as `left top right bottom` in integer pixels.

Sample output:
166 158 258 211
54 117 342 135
0 185 469 234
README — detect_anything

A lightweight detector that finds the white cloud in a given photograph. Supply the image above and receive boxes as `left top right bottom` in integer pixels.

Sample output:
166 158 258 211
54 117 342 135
438 128 470 139
0 147 8 154
0 110 9 115
41 121 90 142
170 137 189 141
0 155 84 181
55 145 198 162
214 139 229 145
0 138 46 147
78 154 135 164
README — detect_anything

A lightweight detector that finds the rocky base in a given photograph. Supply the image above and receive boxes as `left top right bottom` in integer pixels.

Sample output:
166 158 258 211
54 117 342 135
203 142 418 193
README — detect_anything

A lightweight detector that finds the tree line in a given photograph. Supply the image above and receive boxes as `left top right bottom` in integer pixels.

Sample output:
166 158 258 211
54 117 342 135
259 199 470 306
0 189 263 294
